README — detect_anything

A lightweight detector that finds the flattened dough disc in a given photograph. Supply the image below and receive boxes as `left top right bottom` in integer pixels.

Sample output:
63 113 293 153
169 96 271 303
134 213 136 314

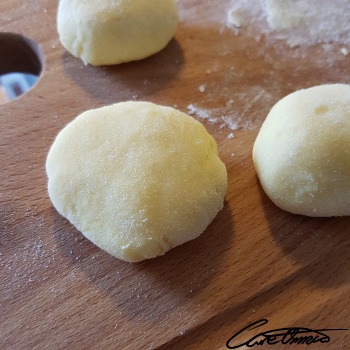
46 102 227 262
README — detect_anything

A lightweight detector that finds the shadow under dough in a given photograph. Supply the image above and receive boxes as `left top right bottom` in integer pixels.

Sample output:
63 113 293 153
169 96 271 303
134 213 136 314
51 200 234 322
257 178 350 289
62 38 185 105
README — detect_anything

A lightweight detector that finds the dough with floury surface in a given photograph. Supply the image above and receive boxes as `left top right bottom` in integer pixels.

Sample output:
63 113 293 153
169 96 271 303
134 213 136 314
253 84 350 217
57 0 179 66
46 102 227 262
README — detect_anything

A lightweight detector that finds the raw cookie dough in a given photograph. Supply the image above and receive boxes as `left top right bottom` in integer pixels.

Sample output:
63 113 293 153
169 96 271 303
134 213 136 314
253 84 350 217
46 102 227 262
57 0 179 65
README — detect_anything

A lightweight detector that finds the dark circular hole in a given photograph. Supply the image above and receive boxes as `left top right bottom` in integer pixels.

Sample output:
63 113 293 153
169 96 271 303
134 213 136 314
0 32 43 104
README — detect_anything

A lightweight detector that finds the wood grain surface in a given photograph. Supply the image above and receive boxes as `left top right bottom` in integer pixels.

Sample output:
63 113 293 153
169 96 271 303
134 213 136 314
1 1 349 349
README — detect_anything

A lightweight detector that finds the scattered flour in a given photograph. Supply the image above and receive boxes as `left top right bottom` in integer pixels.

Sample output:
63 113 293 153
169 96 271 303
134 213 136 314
227 7 243 35
187 104 209 120
227 0 350 47
227 8 243 28
187 85 273 137
198 84 206 93
341 47 349 56
186 0 350 137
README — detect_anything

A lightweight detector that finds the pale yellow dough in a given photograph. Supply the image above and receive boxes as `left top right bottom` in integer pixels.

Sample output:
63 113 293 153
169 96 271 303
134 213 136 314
46 102 227 262
253 84 350 217
57 0 179 65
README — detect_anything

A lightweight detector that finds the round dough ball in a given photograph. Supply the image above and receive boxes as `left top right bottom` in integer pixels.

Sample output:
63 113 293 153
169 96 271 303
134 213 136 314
46 102 227 262
253 84 350 217
57 0 179 66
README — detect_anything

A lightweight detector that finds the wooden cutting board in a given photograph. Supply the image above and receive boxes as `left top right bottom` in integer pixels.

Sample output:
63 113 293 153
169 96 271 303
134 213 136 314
1 1 349 349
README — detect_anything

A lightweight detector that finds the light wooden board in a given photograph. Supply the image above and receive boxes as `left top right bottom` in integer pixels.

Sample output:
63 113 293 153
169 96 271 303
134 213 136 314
1 1 349 349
